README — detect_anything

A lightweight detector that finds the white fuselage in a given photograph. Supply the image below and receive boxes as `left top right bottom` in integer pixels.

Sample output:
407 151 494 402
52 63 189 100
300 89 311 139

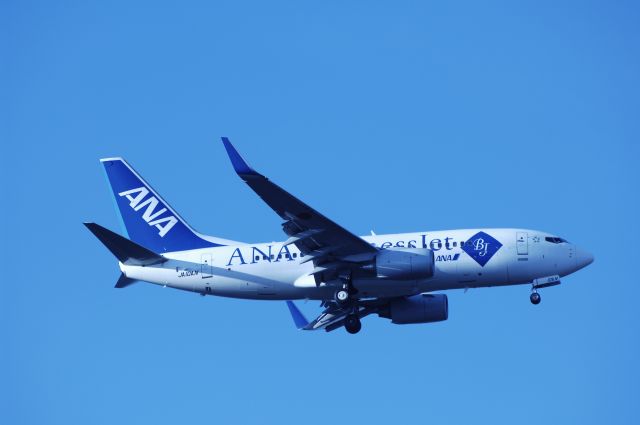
119 228 591 301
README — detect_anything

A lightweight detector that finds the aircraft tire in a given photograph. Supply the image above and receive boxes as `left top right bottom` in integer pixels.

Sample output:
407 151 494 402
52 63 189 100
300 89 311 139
345 315 361 334
530 292 541 305
335 289 349 304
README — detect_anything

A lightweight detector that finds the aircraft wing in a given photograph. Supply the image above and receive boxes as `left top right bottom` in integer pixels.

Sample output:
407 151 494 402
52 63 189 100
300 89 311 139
221 138 378 272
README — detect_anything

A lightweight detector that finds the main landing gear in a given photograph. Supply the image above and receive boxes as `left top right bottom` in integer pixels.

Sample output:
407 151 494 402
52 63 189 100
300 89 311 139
334 272 356 304
333 273 361 334
335 288 349 303
344 314 362 334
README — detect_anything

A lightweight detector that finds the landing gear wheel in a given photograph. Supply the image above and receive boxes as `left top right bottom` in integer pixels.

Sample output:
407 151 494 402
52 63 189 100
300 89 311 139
530 292 541 305
335 289 349 303
344 314 361 334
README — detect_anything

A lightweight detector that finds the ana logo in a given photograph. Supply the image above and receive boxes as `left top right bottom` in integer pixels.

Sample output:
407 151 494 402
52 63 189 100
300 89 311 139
118 187 178 237
436 253 460 262
462 231 502 267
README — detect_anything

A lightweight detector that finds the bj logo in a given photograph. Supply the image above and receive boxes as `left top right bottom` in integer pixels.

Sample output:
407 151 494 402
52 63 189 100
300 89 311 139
462 232 502 267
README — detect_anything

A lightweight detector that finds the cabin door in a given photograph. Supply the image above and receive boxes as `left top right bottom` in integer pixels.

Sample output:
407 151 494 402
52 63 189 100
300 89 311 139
516 232 528 255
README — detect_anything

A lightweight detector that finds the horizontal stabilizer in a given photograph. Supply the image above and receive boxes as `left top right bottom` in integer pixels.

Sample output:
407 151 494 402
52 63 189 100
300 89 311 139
114 272 137 289
84 222 166 266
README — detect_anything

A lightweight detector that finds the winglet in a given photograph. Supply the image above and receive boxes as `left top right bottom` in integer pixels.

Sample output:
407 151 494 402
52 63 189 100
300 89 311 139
286 301 309 330
221 137 259 176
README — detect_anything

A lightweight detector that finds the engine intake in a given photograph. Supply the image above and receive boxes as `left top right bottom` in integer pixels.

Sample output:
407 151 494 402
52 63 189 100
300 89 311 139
375 248 435 280
380 294 449 324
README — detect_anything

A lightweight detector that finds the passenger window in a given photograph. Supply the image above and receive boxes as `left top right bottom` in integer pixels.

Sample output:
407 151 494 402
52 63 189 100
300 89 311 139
270 254 274 260
262 255 268 260
452 241 457 247
293 253 298 258
255 256 260 261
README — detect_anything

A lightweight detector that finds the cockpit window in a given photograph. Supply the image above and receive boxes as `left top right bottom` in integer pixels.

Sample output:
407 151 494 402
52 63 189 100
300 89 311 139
545 236 568 244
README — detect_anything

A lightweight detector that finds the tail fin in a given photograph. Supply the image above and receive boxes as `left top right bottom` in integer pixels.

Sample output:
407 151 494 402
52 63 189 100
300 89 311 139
100 157 230 253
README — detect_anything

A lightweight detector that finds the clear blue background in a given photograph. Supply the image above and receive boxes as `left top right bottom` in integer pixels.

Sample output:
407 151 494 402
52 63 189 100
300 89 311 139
2 1 639 424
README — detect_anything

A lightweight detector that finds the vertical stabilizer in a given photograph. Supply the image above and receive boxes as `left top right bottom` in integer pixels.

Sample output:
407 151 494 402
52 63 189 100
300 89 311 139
100 157 228 252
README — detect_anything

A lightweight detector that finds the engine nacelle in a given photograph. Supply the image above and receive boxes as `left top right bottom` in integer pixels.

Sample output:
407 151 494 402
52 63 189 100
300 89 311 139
375 248 435 280
381 294 449 324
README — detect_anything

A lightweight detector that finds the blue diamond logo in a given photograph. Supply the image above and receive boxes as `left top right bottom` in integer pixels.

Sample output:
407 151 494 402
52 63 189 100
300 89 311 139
462 231 503 267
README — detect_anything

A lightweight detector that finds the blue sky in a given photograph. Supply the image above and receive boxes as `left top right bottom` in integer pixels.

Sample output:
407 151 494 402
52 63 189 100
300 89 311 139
2 1 639 424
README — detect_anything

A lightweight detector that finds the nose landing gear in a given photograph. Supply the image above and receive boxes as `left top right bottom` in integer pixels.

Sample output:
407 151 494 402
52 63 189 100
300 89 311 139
529 275 561 305
530 291 541 305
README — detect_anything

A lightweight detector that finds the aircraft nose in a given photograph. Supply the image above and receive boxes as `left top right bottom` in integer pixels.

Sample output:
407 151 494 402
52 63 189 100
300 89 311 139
574 245 594 270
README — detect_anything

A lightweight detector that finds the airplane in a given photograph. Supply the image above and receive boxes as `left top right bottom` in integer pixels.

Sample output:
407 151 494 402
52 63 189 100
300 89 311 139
85 138 594 334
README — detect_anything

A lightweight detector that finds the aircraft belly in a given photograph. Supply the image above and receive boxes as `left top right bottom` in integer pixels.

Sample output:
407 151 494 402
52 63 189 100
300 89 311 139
209 276 322 300
353 279 420 298
123 264 198 292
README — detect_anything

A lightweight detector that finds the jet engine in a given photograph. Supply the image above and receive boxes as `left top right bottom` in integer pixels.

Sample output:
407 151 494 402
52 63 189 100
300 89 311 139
374 248 435 280
379 294 449 324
